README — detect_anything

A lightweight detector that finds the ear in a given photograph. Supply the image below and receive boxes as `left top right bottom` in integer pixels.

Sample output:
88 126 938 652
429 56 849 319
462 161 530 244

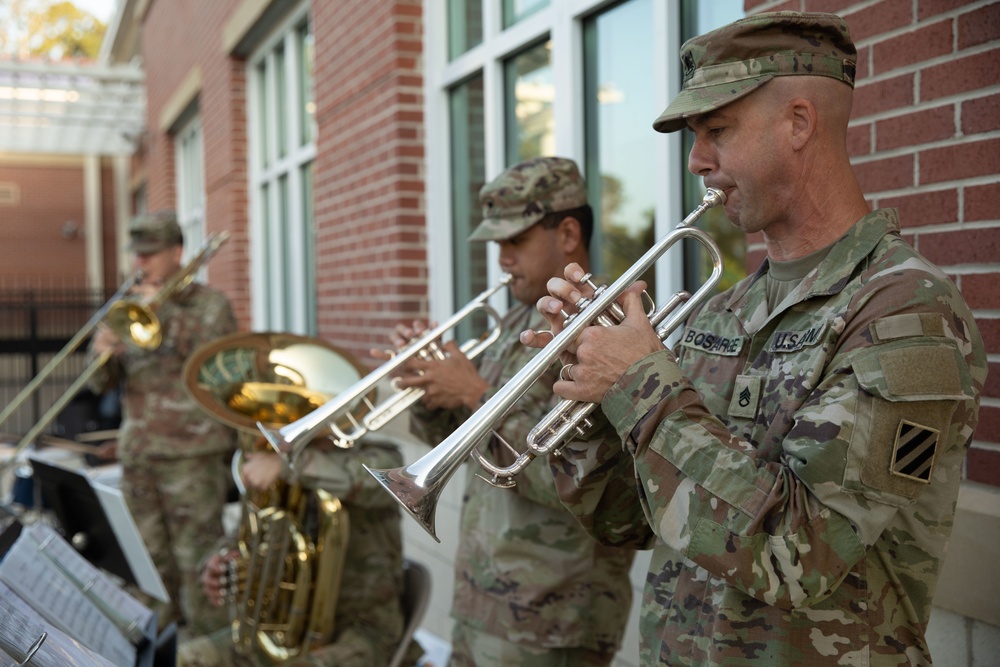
557 216 583 254
789 97 817 151
170 244 184 265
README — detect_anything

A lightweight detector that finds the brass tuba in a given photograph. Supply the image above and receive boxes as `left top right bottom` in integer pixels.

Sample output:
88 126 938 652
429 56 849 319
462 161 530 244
184 331 376 662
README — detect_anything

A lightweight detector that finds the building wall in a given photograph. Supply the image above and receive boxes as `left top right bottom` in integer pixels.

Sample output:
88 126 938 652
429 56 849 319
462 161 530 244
310 0 427 356
0 157 91 290
139 0 252 326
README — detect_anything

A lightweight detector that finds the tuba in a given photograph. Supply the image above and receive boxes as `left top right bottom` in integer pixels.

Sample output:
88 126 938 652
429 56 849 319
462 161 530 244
184 331 376 662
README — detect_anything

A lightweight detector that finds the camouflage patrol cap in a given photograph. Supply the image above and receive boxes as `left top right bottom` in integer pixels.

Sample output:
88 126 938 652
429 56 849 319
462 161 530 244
653 11 856 133
128 211 184 254
469 156 588 242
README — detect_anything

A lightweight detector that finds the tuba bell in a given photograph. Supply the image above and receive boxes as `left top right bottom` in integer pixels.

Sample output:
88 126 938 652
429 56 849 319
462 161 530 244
183 331 377 662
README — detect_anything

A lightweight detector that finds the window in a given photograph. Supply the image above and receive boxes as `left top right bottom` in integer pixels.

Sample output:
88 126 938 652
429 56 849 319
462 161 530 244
503 0 549 28
426 0 744 328
583 0 655 291
174 115 205 267
247 6 317 335
449 74 488 342
448 0 483 59
681 0 746 293
504 40 553 164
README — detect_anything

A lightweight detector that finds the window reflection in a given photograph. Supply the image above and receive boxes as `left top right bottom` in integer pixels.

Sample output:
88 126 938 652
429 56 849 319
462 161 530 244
681 0 745 293
504 40 553 164
583 0 655 293
450 74 488 341
503 0 549 28
448 0 483 60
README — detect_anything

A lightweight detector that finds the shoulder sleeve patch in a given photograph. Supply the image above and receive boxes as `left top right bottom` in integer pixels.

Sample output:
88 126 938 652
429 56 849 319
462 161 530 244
889 420 939 483
870 312 946 343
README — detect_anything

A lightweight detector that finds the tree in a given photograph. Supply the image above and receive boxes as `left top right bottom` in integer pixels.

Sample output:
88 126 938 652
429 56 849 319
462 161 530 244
0 0 106 61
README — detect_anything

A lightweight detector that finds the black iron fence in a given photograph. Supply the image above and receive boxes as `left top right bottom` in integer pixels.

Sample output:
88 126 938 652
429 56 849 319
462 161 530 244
0 288 119 438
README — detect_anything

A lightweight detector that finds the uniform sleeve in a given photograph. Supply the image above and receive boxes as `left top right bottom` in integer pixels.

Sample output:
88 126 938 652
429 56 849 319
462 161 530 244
294 438 406 510
598 281 983 609
85 341 122 394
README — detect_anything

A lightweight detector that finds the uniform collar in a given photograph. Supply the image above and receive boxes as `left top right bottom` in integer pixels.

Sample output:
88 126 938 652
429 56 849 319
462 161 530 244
728 208 900 333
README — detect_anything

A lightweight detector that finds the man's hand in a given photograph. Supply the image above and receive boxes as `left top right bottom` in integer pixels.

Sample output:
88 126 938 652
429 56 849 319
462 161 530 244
90 325 124 356
521 263 662 403
201 549 239 607
393 340 490 411
241 451 283 491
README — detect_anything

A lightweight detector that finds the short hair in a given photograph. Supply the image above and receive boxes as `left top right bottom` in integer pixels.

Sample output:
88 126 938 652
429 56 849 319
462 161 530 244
538 204 594 249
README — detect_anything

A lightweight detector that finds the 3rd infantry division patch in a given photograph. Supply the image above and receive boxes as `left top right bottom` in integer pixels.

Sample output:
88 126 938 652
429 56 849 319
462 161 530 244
889 419 939 483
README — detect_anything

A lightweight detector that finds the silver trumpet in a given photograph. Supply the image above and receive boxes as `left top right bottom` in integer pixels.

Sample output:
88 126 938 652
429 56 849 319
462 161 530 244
258 274 513 466
365 188 726 541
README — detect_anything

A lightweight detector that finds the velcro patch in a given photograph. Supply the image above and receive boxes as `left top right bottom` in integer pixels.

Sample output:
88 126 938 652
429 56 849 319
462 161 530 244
728 374 762 419
679 327 744 356
889 420 939 484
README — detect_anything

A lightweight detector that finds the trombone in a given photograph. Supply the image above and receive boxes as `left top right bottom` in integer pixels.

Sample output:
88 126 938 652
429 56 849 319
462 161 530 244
257 274 513 467
0 232 229 468
364 188 727 541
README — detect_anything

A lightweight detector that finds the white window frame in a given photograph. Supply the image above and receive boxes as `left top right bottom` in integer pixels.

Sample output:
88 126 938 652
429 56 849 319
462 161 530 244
246 2 316 335
423 0 686 322
174 114 206 269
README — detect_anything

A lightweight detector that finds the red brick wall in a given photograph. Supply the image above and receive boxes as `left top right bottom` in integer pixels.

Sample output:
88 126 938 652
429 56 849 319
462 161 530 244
0 161 88 289
310 0 427 359
748 0 1000 484
139 0 251 326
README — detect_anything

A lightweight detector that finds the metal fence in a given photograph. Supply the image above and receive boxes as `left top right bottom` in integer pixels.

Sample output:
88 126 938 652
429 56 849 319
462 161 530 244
0 288 117 438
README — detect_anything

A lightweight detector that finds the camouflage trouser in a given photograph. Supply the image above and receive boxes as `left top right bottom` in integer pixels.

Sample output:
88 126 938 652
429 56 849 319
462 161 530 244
178 626 406 667
448 622 617 667
122 454 230 636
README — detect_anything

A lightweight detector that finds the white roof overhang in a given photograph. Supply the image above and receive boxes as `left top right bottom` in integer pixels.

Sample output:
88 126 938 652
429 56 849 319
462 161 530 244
0 60 145 156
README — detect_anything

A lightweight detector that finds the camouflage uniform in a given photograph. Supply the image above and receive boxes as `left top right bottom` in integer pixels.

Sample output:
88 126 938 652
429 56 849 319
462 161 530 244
553 206 986 666
411 303 634 665
87 214 238 634
408 157 635 665
177 440 421 667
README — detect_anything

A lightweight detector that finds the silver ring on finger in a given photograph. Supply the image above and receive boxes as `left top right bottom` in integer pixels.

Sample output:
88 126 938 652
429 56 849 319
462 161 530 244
560 363 575 382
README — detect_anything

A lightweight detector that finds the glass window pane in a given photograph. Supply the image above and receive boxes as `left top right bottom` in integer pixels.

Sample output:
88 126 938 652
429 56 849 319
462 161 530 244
583 0 656 292
279 174 290 324
299 24 315 146
681 0 745 293
503 0 548 28
256 63 269 168
275 46 287 159
449 74 488 342
503 40 553 164
447 0 482 59
301 162 317 335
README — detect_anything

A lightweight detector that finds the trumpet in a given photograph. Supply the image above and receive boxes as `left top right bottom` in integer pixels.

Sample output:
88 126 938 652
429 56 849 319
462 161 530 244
0 232 229 467
364 188 726 541
257 274 514 466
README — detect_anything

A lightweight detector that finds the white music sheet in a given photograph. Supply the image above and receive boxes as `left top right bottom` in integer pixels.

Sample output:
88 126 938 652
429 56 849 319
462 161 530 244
0 527 137 667
0 583 116 667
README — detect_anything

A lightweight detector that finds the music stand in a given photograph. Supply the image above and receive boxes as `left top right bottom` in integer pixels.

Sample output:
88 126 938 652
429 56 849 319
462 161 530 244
28 457 169 602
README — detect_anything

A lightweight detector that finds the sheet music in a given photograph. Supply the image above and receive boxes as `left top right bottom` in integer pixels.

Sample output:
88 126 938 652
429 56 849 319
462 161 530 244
0 529 137 666
0 582 116 667
21 523 154 642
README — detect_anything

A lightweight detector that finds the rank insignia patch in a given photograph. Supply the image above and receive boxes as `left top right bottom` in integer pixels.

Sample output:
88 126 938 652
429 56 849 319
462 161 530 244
889 420 939 483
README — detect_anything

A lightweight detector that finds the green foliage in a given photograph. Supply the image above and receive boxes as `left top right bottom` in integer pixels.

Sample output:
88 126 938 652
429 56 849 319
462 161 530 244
0 0 106 61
